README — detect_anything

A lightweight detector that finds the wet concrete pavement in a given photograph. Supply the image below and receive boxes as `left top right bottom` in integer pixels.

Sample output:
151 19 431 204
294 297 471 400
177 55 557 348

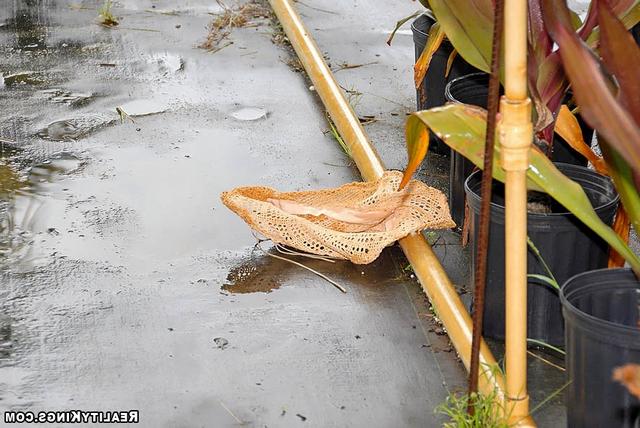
0 1 568 427
0 1 469 427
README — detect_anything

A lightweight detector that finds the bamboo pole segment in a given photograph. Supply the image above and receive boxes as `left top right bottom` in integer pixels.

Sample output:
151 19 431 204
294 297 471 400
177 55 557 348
268 0 506 400
501 0 535 425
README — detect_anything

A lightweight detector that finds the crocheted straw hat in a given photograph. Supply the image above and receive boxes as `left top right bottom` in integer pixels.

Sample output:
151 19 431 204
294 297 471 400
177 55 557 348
221 171 454 264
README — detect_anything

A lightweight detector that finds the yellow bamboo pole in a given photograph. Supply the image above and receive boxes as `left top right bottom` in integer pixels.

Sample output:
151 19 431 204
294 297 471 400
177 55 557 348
501 0 535 425
268 0 506 401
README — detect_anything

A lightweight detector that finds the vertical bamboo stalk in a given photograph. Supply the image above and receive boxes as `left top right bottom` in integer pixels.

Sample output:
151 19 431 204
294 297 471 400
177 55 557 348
501 0 535 425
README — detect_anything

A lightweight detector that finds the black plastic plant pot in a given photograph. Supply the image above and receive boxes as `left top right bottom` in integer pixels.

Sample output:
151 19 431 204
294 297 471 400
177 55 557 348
411 12 476 155
445 73 489 227
465 163 619 347
561 268 640 428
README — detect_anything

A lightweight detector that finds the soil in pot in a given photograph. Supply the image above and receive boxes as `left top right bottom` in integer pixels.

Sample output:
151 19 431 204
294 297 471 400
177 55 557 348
412 12 476 155
445 74 595 227
561 268 640 428
465 163 619 347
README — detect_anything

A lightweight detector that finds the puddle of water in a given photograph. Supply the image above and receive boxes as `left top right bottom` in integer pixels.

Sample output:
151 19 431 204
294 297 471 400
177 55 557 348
128 52 185 81
0 316 12 360
117 99 168 117
0 162 27 198
119 1 224 15
148 52 184 75
222 249 320 294
0 156 83 269
223 259 282 294
37 120 81 141
3 7 50 51
40 88 94 107
231 107 268 121
37 114 115 141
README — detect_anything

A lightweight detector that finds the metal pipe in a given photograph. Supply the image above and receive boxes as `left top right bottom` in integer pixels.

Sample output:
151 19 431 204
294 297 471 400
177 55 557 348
501 0 535 425
268 0 505 400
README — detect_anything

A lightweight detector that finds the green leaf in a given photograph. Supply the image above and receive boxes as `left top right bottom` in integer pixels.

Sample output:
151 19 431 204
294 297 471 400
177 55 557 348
527 274 560 291
386 10 421 46
403 104 640 273
427 0 492 71
526 339 566 356
601 140 640 233
527 236 559 287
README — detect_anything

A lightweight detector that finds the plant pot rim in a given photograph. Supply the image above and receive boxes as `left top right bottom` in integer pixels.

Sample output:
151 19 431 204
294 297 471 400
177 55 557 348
464 163 619 219
444 72 489 104
560 267 640 343
410 11 437 38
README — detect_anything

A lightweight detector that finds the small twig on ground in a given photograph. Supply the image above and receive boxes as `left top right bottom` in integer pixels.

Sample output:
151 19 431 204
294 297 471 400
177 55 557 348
527 350 565 372
321 161 354 168
293 0 338 15
358 115 378 125
118 27 162 33
334 61 378 72
274 244 337 263
255 241 347 293
208 41 234 54
218 401 243 424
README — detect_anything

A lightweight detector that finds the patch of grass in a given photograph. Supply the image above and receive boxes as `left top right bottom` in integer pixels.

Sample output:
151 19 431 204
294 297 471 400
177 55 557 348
98 0 119 27
200 0 271 51
437 364 511 428
437 390 509 428
325 113 351 158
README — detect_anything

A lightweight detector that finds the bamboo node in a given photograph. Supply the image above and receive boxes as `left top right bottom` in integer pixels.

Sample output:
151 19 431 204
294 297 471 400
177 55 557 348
499 97 532 170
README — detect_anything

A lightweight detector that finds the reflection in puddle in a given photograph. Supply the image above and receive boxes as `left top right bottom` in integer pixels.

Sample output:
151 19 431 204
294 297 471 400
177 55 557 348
223 252 283 294
37 114 116 141
0 162 28 198
222 255 285 294
39 88 94 106
0 156 82 268
0 316 12 360
1 71 49 87
37 120 81 141
5 6 50 51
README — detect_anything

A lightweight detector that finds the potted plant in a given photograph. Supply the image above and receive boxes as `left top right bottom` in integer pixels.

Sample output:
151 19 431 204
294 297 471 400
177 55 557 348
543 0 640 425
400 0 640 347
415 0 638 227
